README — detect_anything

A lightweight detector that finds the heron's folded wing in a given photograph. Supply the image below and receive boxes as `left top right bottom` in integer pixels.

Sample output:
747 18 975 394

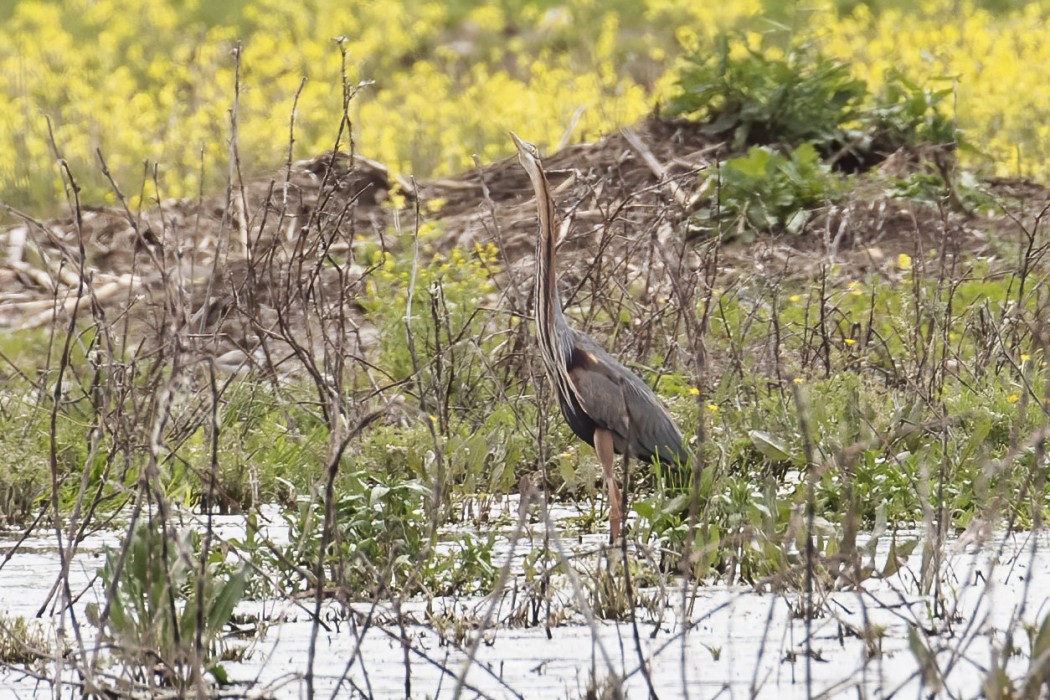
567 364 630 437
568 363 685 465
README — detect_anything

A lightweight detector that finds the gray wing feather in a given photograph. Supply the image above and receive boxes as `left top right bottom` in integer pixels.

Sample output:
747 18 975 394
619 374 689 466
568 341 687 466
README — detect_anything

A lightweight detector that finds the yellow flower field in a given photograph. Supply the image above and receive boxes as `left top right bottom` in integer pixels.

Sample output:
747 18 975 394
0 0 1047 212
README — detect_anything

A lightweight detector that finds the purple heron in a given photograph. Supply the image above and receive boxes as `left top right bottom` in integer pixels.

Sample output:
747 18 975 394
512 133 687 540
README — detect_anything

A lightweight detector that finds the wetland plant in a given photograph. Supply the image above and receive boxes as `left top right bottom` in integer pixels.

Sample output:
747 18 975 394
86 520 247 688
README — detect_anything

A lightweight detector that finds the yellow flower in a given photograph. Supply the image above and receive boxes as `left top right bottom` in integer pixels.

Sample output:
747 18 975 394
844 338 857 346
788 294 802 303
1007 394 1020 404
1020 353 1031 363
898 253 913 271
706 403 719 412
689 387 701 396
792 377 804 385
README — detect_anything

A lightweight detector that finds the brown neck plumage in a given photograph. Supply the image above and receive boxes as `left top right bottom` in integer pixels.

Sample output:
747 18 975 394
529 161 577 408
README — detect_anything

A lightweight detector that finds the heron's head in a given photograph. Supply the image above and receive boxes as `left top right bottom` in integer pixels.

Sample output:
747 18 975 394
510 132 545 191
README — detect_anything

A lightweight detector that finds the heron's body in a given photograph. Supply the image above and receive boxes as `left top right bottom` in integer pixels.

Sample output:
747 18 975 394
555 329 687 466
512 133 687 540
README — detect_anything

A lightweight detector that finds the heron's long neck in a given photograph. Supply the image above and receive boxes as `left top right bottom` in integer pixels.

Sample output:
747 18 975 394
533 177 573 372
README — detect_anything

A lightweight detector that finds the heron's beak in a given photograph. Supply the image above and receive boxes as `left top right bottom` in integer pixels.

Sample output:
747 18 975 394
510 132 542 185
509 131 531 155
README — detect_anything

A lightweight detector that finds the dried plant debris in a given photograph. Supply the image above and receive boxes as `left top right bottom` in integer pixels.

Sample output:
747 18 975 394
1 116 1046 367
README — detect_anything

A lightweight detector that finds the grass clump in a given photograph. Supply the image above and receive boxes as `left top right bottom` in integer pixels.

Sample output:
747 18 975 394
672 36 965 238
706 143 845 237
280 472 498 598
0 398 49 526
866 68 958 151
666 32 961 167
668 38 867 150
86 519 248 688
360 234 503 411
0 612 51 667
208 381 330 509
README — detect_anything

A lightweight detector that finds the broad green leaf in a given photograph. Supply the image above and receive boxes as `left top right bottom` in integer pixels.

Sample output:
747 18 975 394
207 565 248 633
748 430 791 462
208 664 230 686
369 484 391 507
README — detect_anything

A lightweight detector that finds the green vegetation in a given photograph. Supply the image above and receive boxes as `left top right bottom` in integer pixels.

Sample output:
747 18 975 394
866 69 958 150
0 398 49 526
668 38 956 154
669 40 868 150
86 520 248 686
673 37 967 240
0 8 1048 694
0 612 50 666
280 478 499 596
3 0 1050 215
2 228 1046 575
707 143 845 237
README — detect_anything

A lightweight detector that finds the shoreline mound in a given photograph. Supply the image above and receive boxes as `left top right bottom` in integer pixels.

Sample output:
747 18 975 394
0 116 1046 370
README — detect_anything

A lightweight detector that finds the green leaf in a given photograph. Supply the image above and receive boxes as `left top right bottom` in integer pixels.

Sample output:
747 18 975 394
632 501 655 519
882 536 917 577
1023 611 1050 696
369 484 391 507
1033 612 1050 660
728 147 773 178
907 625 941 690
748 430 791 462
207 565 248 634
208 664 230 686
785 209 810 235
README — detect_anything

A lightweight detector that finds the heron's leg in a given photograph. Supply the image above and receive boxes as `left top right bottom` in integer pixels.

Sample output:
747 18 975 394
593 428 622 541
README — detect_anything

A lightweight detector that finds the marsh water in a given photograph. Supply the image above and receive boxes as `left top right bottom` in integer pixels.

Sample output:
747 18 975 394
1 504 1046 699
